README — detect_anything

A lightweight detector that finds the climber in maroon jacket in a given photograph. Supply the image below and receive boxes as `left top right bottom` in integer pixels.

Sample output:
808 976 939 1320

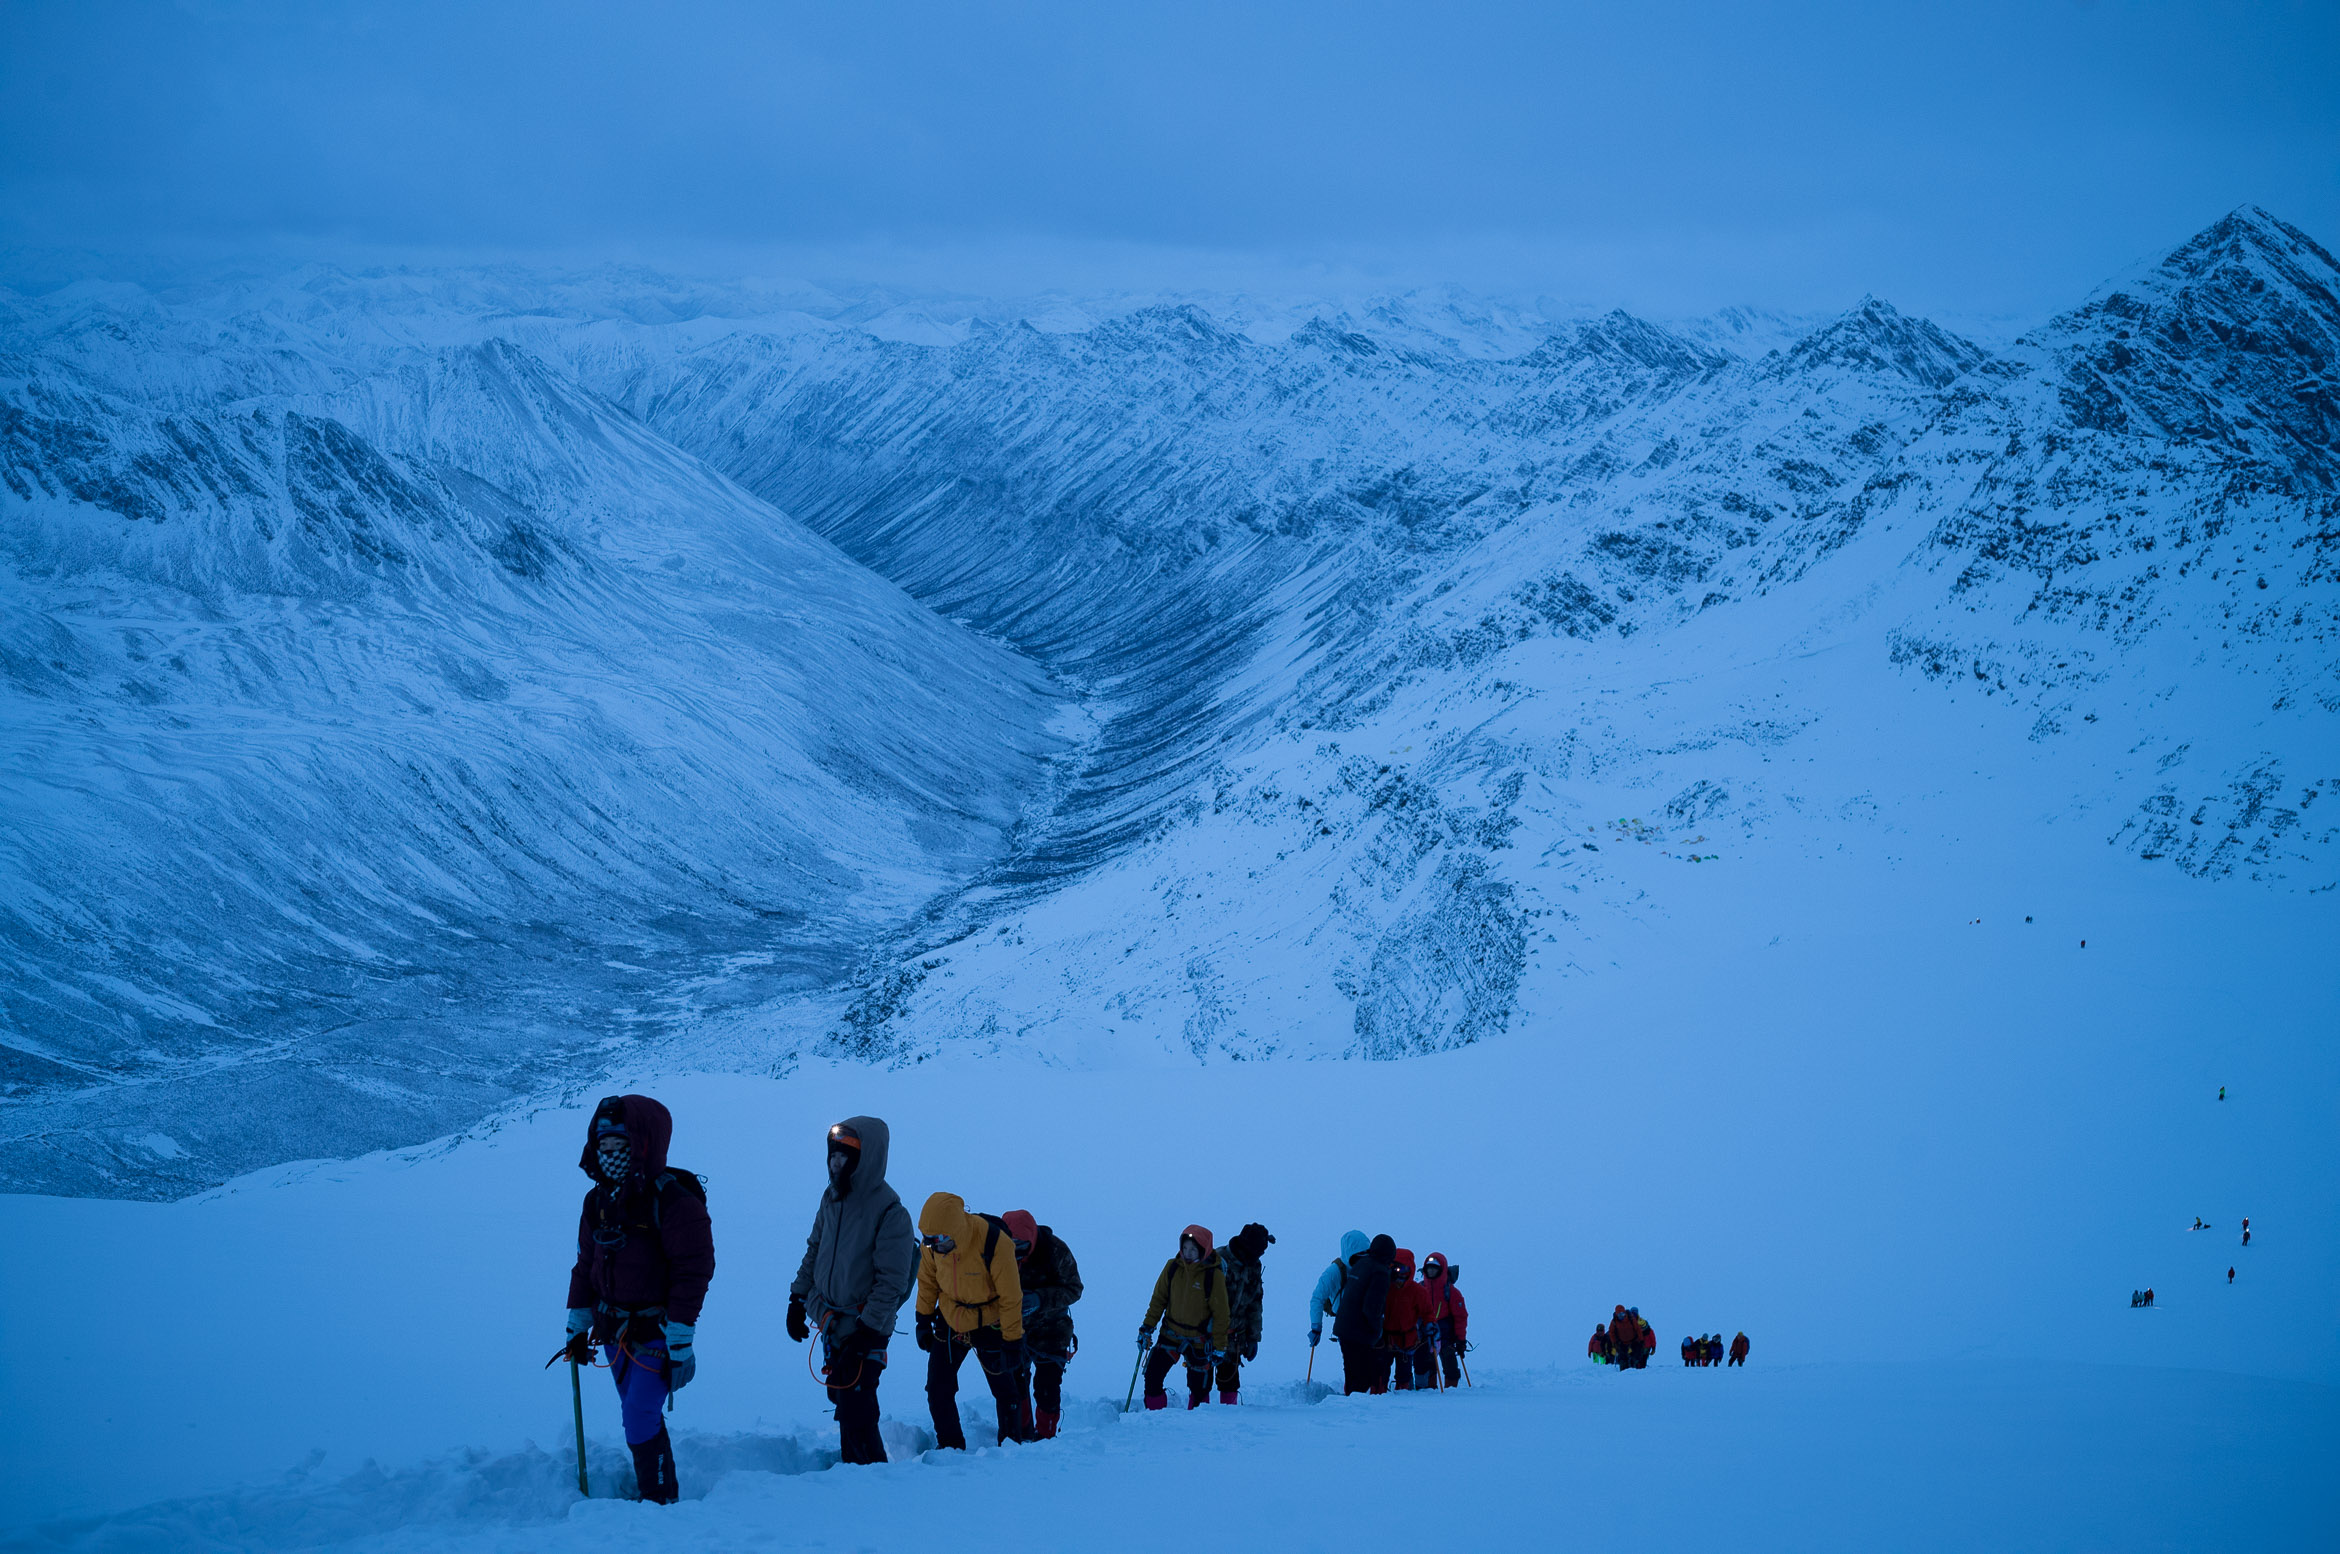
557 1094 715 1504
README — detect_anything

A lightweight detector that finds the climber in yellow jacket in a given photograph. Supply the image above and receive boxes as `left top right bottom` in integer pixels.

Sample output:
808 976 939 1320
1138 1224 1232 1410
913 1192 1029 1447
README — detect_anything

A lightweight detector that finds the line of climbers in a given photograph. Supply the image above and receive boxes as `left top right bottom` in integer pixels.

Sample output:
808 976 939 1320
1587 1308 1751 1369
1307 1231 1473 1394
1678 1332 1747 1367
554 1100 1294 1500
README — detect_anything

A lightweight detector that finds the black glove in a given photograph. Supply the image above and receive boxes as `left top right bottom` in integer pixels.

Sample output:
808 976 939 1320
1309 1327 1321 1348
843 1318 886 1355
547 1331 594 1368
1243 1340 1258 1362
786 1295 809 1344
915 1312 939 1353
1001 1337 1027 1371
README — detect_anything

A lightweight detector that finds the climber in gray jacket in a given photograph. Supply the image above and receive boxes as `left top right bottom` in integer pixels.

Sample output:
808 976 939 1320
788 1116 917 1464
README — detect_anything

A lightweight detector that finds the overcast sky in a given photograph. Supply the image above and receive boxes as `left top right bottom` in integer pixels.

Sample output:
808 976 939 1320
3 0 2334 318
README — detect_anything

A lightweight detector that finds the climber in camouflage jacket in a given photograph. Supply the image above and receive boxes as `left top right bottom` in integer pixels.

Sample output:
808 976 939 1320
1215 1222 1275 1401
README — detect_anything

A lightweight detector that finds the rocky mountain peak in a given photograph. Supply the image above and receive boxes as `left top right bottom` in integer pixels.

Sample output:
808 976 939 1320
1770 294 1992 390
1524 309 1728 378
2024 205 2340 483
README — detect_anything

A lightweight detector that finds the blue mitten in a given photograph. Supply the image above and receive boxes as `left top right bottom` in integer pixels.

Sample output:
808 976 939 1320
662 1321 697 1391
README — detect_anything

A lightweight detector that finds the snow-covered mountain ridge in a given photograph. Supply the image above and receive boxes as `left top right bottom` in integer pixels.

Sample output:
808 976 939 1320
3 206 2333 1194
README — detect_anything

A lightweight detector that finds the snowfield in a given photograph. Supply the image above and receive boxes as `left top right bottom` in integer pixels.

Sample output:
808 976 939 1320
6 848 2335 1547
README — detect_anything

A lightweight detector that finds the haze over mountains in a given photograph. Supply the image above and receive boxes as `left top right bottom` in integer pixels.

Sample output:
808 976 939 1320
3 205 2334 1198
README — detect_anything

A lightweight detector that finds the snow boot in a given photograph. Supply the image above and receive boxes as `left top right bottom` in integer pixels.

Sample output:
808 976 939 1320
630 1427 678 1505
1186 1390 1205 1410
1143 1391 1168 1411
1035 1409 1060 1440
1218 1390 1238 1405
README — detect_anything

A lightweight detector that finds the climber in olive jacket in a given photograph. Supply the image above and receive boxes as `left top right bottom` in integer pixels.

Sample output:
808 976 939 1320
1140 1225 1233 1409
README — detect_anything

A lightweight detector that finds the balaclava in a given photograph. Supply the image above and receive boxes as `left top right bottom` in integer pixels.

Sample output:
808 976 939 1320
826 1121 862 1197
592 1098 632 1184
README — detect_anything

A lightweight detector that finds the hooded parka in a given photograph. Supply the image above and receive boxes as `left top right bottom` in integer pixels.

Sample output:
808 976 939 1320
1309 1230 1369 1337
1144 1237 1232 1351
1383 1248 1425 1347
1419 1252 1469 1345
565 1095 714 1336
1018 1224 1083 1352
790 1115 916 1340
915 1192 1025 1342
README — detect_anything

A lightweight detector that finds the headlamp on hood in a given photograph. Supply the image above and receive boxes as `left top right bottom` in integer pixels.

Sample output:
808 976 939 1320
826 1122 862 1194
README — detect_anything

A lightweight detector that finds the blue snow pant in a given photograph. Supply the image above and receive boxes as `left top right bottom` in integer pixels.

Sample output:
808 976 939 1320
606 1339 669 1445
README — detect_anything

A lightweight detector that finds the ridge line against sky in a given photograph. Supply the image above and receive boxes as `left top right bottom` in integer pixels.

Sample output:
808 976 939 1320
3 2 2337 320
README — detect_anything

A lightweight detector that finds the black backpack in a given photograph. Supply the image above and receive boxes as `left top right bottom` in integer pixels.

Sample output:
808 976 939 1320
630 1167 708 1233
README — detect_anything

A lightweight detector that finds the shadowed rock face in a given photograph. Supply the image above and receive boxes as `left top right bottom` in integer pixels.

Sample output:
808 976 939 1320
4 207 2335 1194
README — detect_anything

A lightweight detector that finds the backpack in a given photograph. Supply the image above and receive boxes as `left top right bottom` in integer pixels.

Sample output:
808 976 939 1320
933 1213 1015 1327
596 1167 708 1237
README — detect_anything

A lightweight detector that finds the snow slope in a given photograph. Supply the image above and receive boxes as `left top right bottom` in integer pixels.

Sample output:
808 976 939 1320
0 307 1068 1195
5 901 2334 1544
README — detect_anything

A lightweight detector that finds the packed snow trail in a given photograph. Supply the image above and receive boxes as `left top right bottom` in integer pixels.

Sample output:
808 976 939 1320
12 1366 2333 1553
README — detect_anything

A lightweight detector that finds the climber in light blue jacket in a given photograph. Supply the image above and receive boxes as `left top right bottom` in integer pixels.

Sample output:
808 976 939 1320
1308 1230 1370 1347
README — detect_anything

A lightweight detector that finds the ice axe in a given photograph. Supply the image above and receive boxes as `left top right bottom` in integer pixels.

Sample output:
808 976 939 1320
1123 1331 1150 1412
543 1340 591 1496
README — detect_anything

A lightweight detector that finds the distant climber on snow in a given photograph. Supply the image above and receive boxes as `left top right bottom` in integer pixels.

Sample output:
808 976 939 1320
2241 1217 2251 1247
1139 1224 1232 1410
559 1094 714 1505
915 1191 1030 1447
1602 1305 1655 1369
787 1117 914 1466
1589 1323 1612 1364
1729 1331 1749 1367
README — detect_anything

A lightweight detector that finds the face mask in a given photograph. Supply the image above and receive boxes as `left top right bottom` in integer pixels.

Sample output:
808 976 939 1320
827 1149 854 1193
596 1135 632 1183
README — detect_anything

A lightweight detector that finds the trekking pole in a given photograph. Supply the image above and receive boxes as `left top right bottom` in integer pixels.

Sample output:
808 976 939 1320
569 1358 590 1497
1305 1344 1315 1385
1123 1334 1148 1412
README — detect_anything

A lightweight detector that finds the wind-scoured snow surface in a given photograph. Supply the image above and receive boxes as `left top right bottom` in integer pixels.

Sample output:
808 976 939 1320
4 206 2338 1199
